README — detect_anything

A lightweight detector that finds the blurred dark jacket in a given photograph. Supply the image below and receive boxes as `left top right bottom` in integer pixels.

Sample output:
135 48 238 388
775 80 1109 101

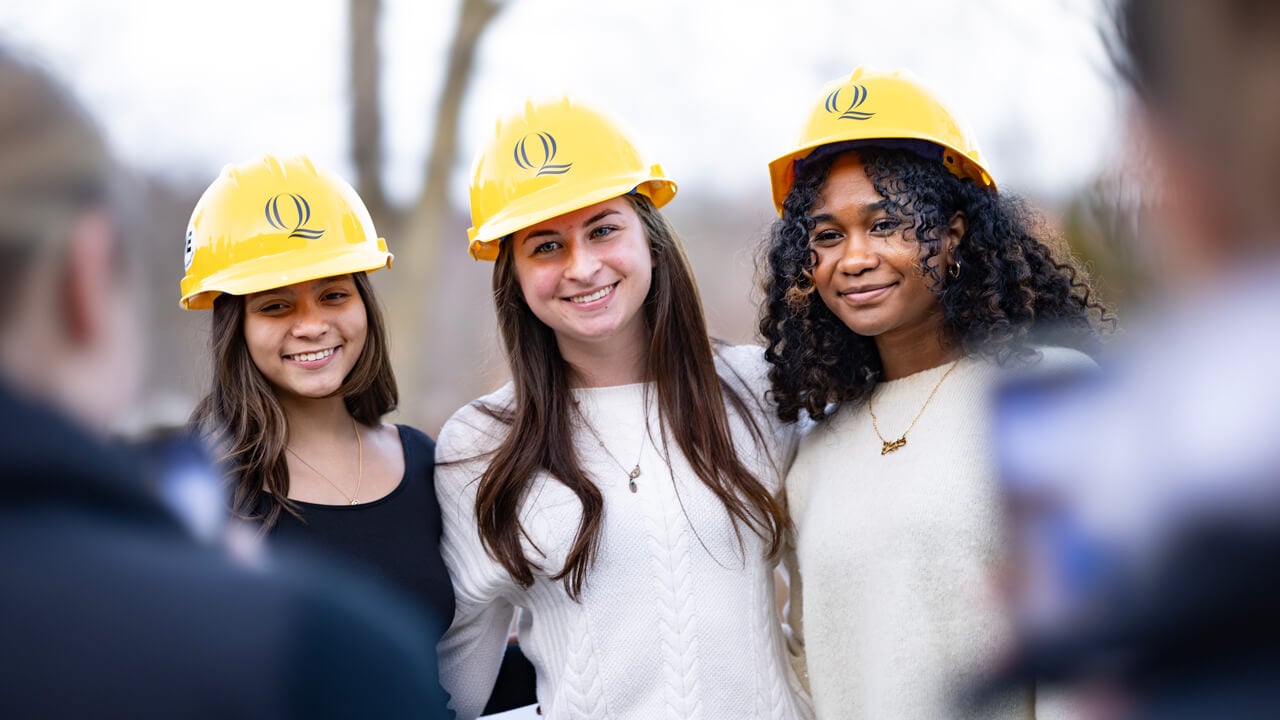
979 275 1280 718
0 380 452 719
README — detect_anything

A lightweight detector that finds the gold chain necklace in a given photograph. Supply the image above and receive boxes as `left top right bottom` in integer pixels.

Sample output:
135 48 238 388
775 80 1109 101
285 416 364 504
573 400 646 493
868 359 960 456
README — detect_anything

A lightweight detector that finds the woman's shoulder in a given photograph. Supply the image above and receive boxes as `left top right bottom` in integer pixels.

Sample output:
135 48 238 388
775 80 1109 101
973 343 1098 372
393 422 433 447
714 341 768 369
391 423 436 466
986 345 1100 386
713 342 771 395
1028 345 1099 374
436 381 516 463
713 342 807 458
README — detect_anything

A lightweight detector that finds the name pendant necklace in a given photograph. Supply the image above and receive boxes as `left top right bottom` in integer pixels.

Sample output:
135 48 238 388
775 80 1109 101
573 400 646 493
867 359 960 455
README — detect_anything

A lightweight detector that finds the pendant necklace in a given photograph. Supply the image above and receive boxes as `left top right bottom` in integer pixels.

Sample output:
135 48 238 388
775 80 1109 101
867 359 960 456
573 400 646 493
285 416 364 504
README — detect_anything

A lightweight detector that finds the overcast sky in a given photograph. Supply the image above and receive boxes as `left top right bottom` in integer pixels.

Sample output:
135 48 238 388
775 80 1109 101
0 0 1123 208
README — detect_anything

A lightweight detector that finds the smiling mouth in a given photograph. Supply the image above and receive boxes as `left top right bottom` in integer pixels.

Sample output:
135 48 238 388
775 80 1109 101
840 283 896 303
566 283 618 304
284 347 337 362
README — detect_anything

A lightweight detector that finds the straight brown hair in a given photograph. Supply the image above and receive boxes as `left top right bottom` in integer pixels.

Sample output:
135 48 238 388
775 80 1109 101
189 272 398 529
474 194 787 600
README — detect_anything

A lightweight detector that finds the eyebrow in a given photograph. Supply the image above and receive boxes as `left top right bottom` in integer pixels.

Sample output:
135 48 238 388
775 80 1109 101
247 292 291 310
808 200 891 225
522 209 621 243
249 287 294 302
583 209 620 226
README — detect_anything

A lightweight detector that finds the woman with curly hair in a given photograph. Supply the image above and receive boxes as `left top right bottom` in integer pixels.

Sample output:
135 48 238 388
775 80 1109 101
761 68 1110 718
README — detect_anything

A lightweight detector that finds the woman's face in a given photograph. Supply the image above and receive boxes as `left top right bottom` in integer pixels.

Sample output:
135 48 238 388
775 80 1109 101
807 153 951 345
242 274 367 401
510 195 653 360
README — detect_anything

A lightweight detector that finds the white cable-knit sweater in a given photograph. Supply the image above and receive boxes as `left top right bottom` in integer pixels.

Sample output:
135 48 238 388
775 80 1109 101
435 345 814 720
787 347 1094 720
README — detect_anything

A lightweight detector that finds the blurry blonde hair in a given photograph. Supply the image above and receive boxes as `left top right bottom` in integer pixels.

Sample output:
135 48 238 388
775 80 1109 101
0 45 124 328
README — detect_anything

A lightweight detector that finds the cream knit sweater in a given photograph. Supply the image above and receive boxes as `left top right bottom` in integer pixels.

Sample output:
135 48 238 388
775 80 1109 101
435 345 814 720
787 347 1094 720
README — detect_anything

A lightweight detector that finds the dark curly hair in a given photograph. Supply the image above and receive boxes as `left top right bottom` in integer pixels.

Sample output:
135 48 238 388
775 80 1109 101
759 144 1112 423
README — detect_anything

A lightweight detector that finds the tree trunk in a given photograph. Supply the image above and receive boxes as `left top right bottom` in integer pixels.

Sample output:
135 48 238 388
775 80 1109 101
350 0 505 430
349 0 391 224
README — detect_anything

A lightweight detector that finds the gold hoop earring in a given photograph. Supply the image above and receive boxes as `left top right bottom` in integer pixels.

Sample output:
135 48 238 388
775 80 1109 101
948 260 961 278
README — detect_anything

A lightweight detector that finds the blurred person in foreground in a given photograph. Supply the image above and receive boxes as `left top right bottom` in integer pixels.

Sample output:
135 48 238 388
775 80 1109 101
0 46 448 719
980 1 1280 718
761 66 1111 718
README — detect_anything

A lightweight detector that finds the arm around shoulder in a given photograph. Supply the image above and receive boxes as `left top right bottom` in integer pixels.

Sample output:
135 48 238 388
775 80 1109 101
434 395 525 720
715 342 804 477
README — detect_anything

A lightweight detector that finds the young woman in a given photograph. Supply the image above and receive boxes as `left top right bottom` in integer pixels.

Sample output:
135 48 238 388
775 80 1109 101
180 154 456 710
435 98 813 719
761 68 1111 718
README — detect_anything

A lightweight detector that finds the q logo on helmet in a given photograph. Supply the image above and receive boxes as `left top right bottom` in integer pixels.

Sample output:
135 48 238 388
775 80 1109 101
826 84 875 121
264 194 325 240
514 132 573 176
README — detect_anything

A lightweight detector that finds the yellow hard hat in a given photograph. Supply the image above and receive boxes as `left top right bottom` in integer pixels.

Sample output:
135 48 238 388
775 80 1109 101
467 97 677 261
768 67 995 214
180 154 392 310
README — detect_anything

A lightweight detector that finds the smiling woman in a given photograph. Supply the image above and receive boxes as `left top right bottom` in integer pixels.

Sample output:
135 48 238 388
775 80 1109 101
182 155 398 517
760 67 1113 719
434 97 814 720
508 197 654 383
180 154 456 716
805 152 966 378
242 276 370 407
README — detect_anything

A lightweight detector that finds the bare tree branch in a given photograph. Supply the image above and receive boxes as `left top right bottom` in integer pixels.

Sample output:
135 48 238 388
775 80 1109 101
414 0 504 219
377 0 506 427
409 0 503 229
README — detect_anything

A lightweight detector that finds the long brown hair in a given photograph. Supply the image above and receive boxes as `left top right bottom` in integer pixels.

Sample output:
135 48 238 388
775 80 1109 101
474 193 787 600
189 272 398 529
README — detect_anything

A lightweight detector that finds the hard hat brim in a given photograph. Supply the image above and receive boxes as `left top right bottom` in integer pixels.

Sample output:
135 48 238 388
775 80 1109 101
468 175 676 262
768 131 995 215
180 244 392 310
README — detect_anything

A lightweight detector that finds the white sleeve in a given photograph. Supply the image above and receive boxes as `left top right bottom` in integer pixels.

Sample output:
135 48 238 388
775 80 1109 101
434 402 521 720
780 529 810 693
718 344 812 690
437 591 516 720
714 343 803 480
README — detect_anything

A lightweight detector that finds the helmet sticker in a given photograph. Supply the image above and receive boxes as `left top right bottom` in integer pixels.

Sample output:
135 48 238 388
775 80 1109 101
513 132 572 176
184 226 195 270
825 84 875 121
264 194 325 240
